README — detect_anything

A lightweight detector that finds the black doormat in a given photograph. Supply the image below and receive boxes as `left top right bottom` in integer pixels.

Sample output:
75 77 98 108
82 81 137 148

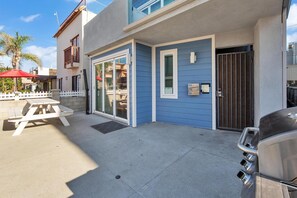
91 121 127 134
2 120 16 131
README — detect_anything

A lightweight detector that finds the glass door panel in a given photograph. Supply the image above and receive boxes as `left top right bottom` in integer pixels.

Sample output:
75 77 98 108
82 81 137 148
95 63 103 112
115 57 128 119
104 61 114 115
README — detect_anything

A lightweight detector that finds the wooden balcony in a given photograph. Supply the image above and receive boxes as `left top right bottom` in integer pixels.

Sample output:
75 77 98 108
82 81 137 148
64 46 80 69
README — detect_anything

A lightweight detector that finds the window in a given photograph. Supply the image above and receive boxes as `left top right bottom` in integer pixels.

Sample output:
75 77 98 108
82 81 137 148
151 1 161 13
58 78 63 90
72 75 79 91
160 49 178 99
71 35 79 47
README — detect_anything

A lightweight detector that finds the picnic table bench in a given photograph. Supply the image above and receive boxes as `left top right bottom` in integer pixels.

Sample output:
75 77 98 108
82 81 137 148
8 98 73 136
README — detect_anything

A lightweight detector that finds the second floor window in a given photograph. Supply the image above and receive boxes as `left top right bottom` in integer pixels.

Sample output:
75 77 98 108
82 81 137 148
71 35 79 47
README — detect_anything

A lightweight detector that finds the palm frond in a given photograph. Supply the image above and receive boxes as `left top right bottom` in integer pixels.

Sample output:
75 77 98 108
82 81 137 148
14 32 31 50
0 32 14 55
21 53 42 67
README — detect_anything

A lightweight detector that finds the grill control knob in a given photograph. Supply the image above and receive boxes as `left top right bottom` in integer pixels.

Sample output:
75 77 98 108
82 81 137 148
237 171 253 187
240 159 255 174
243 152 257 162
245 143 256 149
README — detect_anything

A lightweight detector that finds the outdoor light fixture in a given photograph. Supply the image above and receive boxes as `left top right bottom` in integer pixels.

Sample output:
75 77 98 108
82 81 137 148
190 52 197 64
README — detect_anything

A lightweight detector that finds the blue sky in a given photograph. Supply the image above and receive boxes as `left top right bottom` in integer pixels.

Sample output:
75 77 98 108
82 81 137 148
288 0 297 43
0 0 112 71
0 0 297 72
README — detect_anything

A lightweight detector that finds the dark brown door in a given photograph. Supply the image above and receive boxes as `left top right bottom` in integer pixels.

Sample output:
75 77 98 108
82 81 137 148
216 47 254 131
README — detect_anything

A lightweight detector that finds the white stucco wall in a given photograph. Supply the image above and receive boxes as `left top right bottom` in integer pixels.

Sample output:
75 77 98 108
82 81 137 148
38 67 50 75
84 0 129 55
56 10 96 91
253 14 284 126
215 28 254 49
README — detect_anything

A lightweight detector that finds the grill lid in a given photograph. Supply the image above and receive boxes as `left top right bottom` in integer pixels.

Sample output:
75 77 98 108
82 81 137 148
259 107 297 140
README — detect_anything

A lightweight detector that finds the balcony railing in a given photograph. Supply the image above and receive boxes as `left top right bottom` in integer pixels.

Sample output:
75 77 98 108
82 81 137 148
64 46 80 68
129 0 176 23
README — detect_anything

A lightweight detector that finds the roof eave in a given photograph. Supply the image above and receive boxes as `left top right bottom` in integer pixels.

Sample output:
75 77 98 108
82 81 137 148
53 6 86 38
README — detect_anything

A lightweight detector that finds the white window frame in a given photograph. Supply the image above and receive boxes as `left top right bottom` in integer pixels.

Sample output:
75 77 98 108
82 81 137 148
160 49 178 99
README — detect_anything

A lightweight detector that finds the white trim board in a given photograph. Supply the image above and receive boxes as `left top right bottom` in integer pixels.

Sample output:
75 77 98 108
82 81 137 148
92 49 130 64
88 40 133 58
211 35 216 130
152 46 156 122
135 40 153 47
91 50 131 126
132 39 137 127
160 48 178 99
154 35 214 47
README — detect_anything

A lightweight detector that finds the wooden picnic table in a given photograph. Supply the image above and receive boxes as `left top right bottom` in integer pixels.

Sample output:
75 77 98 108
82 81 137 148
9 98 73 136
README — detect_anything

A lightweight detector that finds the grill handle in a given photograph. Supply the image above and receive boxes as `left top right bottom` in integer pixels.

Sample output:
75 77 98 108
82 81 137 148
238 127 259 155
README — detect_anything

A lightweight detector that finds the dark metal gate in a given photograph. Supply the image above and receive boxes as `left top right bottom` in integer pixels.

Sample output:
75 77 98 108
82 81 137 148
216 48 254 131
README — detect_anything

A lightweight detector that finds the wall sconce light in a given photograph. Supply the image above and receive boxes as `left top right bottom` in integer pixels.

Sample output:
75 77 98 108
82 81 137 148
190 52 197 64
66 76 68 80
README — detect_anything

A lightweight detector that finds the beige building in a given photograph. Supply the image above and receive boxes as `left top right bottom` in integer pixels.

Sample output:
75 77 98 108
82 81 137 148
54 2 96 91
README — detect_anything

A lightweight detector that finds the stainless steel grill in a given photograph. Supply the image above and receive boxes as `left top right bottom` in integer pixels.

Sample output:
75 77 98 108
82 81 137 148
237 107 297 198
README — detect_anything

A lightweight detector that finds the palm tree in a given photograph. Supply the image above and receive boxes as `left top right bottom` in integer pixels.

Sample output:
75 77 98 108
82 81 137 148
0 32 42 91
0 32 42 69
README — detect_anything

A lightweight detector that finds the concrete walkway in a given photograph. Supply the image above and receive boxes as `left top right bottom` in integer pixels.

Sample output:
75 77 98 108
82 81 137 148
0 112 242 198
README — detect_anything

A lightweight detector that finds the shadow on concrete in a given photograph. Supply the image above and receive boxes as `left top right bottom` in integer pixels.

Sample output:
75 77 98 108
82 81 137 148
2 120 16 131
56 113 242 198
2 119 50 132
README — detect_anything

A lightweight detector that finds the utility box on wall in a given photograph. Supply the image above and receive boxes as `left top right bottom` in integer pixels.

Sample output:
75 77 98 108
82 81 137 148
188 83 200 96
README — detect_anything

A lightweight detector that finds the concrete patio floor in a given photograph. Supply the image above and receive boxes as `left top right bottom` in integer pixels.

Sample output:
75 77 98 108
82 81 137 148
0 112 242 198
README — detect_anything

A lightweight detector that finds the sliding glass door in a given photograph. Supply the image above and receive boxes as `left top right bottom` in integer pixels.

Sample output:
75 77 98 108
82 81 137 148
94 56 128 122
115 57 128 119
104 61 114 115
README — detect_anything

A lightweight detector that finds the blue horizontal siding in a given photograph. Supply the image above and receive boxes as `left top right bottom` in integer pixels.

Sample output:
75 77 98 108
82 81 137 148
156 39 213 129
91 44 133 126
136 43 152 125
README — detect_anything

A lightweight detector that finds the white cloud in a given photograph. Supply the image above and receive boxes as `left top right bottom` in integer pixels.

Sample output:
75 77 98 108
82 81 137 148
0 25 4 31
0 46 56 71
20 14 40 23
288 4 297 30
23 45 57 69
288 32 297 44
0 56 12 68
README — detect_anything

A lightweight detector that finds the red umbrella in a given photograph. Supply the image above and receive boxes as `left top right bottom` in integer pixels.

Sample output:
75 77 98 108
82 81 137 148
0 69 36 92
96 76 102 81
0 69 36 78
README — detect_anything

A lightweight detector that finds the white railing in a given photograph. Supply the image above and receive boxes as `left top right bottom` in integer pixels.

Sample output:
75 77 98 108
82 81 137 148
0 92 16 100
19 91 52 99
60 91 85 97
0 91 85 101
